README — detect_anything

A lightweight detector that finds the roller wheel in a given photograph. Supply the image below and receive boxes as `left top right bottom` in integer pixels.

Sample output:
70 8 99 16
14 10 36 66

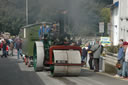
33 41 45 71
50 50 81 76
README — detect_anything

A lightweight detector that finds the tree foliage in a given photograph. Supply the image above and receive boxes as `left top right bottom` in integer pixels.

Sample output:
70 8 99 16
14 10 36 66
100 8 111 23
100 8 111 35
0 0 25 35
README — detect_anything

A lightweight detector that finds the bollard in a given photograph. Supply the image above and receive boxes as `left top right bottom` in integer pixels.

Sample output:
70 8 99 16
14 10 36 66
99 56 105 72
86 53 90 68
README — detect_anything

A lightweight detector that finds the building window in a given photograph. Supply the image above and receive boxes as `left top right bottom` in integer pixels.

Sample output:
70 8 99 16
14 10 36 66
126 18 128 21
120 18 123 21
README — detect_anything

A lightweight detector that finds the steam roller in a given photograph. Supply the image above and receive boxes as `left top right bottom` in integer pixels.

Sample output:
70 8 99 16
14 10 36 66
33 41 82 76
32 12 82 76
21 11 83 76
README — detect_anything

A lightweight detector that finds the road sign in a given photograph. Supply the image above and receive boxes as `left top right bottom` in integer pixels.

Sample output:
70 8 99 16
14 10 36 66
100 37 111 46
99 22 104 33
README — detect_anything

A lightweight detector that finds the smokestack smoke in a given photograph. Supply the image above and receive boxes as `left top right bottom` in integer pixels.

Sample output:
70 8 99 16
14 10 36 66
9 0 112 36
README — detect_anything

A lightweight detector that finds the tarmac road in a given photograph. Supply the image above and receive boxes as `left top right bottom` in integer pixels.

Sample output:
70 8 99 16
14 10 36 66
0 50 128 85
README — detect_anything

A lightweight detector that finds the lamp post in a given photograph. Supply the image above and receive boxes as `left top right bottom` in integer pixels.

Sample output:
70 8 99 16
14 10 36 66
24 0 28 38
26 0 28 25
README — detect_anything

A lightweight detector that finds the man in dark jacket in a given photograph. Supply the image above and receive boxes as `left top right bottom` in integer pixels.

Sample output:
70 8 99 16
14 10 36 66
81 47 87 63
1 40 7 58
88 43 94 70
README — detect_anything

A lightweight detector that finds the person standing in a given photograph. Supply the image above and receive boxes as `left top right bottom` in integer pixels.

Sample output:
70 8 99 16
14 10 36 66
38 24 50 40
0 40 3 51
0 38 1 51
122 42 128 79
115 41 125 77
88 43 94 70
90 40 102 72
10 41 14 56
45 25 51 33
16 39 22 59
119 39 124 45
77 38 82 46
81 44 88 63
1 40 7 58
6 45 9 56
38 26 43 40
52 24 57 32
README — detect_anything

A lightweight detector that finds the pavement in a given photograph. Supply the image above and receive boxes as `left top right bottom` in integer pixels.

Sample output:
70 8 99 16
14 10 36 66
0 49 128 85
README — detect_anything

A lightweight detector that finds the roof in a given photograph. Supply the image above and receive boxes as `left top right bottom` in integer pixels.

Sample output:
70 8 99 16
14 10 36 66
21 22 53 29
111 1 119 8
107 1 119 8
114 1 119 7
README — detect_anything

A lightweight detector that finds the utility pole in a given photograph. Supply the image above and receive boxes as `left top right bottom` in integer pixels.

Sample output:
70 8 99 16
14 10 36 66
24 0 28 38
26 0 28 25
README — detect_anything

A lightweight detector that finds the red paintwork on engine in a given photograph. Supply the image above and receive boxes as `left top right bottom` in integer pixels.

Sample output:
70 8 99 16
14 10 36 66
47 45 82 65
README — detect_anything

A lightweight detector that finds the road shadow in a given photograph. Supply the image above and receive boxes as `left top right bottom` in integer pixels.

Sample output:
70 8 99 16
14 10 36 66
0 55 45 85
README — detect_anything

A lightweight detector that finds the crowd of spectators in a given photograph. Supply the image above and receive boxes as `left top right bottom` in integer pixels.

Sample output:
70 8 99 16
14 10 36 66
0 37 23 59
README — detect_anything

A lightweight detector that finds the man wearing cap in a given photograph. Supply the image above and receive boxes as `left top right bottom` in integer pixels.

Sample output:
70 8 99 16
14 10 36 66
122 42 128 79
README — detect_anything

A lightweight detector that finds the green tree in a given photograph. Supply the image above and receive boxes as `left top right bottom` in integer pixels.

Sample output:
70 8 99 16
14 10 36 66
100 8 111 23
100 8 111 35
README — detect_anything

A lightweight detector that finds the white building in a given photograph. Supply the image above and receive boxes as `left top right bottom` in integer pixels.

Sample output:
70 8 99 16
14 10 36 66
119 0 128 42
111 0 128 46
113 0 119 3
111 0 119 46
